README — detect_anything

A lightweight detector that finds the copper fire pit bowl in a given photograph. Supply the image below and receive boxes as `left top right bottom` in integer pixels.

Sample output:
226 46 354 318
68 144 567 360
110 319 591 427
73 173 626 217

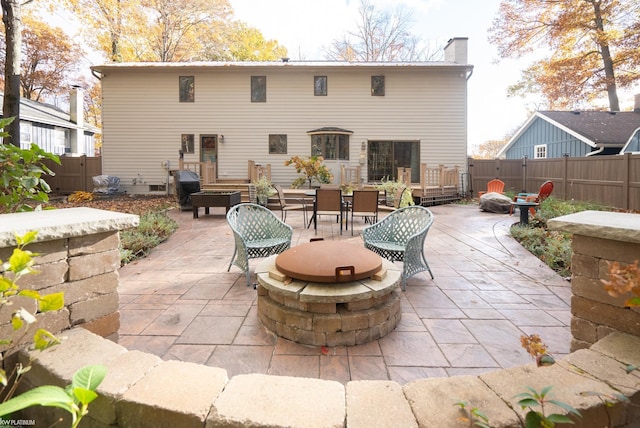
275 240 382 283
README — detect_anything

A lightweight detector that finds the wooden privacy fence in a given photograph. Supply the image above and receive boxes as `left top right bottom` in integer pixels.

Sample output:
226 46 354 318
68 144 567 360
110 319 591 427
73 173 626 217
42 156 102 195
468 153 640 211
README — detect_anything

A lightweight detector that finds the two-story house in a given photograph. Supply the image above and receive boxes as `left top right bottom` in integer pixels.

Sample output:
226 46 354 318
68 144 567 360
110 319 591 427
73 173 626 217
91 38 473 194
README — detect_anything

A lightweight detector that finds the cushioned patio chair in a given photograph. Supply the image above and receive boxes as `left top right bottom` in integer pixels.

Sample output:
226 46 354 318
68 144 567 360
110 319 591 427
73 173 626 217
227 203 293 286
477 179 505 198
363 205 434 290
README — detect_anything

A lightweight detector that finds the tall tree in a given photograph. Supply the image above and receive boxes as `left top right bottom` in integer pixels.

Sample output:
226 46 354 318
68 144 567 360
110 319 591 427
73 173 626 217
325 0 439 61
61 0 286 62
58 0 143 62
473 139 508 159
0 15 84 102
1 0 26 146
142 0 231 62
218 21 288 61
489 0 640 111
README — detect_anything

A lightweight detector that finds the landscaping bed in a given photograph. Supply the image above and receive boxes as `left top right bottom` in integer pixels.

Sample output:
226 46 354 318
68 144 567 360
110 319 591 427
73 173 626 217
45 193 177 215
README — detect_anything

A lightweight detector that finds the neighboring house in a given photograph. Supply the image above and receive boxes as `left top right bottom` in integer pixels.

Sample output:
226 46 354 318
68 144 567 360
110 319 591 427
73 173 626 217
620 129 640 154
0 88 99 156
498 108 640 159
91 38 473 195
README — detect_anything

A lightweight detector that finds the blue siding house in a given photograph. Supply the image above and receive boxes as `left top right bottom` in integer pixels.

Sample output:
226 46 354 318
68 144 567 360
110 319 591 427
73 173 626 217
498 110 640 159
0 89 99 156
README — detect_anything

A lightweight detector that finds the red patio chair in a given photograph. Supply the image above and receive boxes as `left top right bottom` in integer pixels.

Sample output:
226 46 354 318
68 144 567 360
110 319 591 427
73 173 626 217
477 179 505 198
511 180 554 216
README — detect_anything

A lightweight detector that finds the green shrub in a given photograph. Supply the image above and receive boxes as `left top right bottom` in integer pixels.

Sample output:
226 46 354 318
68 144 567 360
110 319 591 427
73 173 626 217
0 119 60 213
511 226 573 278
510 197 611 278
119 211 178 265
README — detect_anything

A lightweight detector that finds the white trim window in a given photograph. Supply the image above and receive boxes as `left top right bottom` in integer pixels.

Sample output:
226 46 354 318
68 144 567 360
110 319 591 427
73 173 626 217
311 133 349 160
534 144 547 159
19 121 32 149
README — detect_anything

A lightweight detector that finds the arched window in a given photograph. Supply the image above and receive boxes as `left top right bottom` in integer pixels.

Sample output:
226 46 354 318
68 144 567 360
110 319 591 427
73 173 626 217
307 127 352 160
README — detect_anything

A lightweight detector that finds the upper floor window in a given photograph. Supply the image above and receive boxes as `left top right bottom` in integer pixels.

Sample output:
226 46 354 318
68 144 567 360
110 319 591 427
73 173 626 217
314 76 327 96
311 133 349 160
251 76 266 102
179 76 194 102
371 75 385 96
534 144 547 159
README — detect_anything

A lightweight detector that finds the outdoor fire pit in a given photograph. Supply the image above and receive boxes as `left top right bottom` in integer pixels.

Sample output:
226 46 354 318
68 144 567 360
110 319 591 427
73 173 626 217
255 240 401 346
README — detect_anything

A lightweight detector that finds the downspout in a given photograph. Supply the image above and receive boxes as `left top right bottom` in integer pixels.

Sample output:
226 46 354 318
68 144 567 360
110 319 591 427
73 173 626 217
91 69 102 80
585 146 604 156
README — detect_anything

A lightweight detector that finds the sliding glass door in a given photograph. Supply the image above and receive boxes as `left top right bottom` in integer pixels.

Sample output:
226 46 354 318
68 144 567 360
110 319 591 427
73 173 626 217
367 140 419 182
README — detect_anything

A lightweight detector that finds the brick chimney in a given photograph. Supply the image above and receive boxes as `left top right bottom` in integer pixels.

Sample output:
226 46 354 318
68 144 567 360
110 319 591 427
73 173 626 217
635 94 640 113
444 37 468 64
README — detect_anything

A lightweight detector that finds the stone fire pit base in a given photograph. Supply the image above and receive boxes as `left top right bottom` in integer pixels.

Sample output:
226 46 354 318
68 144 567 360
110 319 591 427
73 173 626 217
255 256 401 347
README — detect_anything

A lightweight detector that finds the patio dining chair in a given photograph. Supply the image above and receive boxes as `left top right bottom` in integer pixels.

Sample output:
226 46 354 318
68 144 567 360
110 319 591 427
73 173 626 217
363 205 434 290
227 203 293 286
272 184 308 225
349 190 379 235
313 188 344 235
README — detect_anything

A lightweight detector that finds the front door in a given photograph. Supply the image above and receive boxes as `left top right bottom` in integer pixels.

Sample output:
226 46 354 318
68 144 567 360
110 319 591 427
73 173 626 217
200 135 217 163
367 140 419 182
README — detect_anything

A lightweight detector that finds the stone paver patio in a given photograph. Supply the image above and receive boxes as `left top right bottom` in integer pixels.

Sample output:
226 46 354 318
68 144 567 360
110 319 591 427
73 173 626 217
117 203 571 385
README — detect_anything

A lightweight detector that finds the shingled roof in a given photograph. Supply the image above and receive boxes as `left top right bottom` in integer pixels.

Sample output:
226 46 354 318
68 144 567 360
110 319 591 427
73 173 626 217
0 92 99 133
539 110 640 148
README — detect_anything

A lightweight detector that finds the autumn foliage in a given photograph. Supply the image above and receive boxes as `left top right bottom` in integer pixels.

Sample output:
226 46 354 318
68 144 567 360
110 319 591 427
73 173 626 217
489 0 639 110
602 260 640 307
284 155 333 189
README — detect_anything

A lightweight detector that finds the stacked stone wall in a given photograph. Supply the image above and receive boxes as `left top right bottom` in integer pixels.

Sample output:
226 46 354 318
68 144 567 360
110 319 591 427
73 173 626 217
548 211 640 351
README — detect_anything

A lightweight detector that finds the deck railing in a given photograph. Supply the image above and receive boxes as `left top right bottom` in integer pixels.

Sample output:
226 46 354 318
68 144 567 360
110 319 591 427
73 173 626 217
178 159 216 184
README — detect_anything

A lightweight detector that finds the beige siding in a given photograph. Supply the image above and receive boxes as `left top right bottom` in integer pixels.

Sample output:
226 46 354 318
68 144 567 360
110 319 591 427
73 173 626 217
99 64 469 193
